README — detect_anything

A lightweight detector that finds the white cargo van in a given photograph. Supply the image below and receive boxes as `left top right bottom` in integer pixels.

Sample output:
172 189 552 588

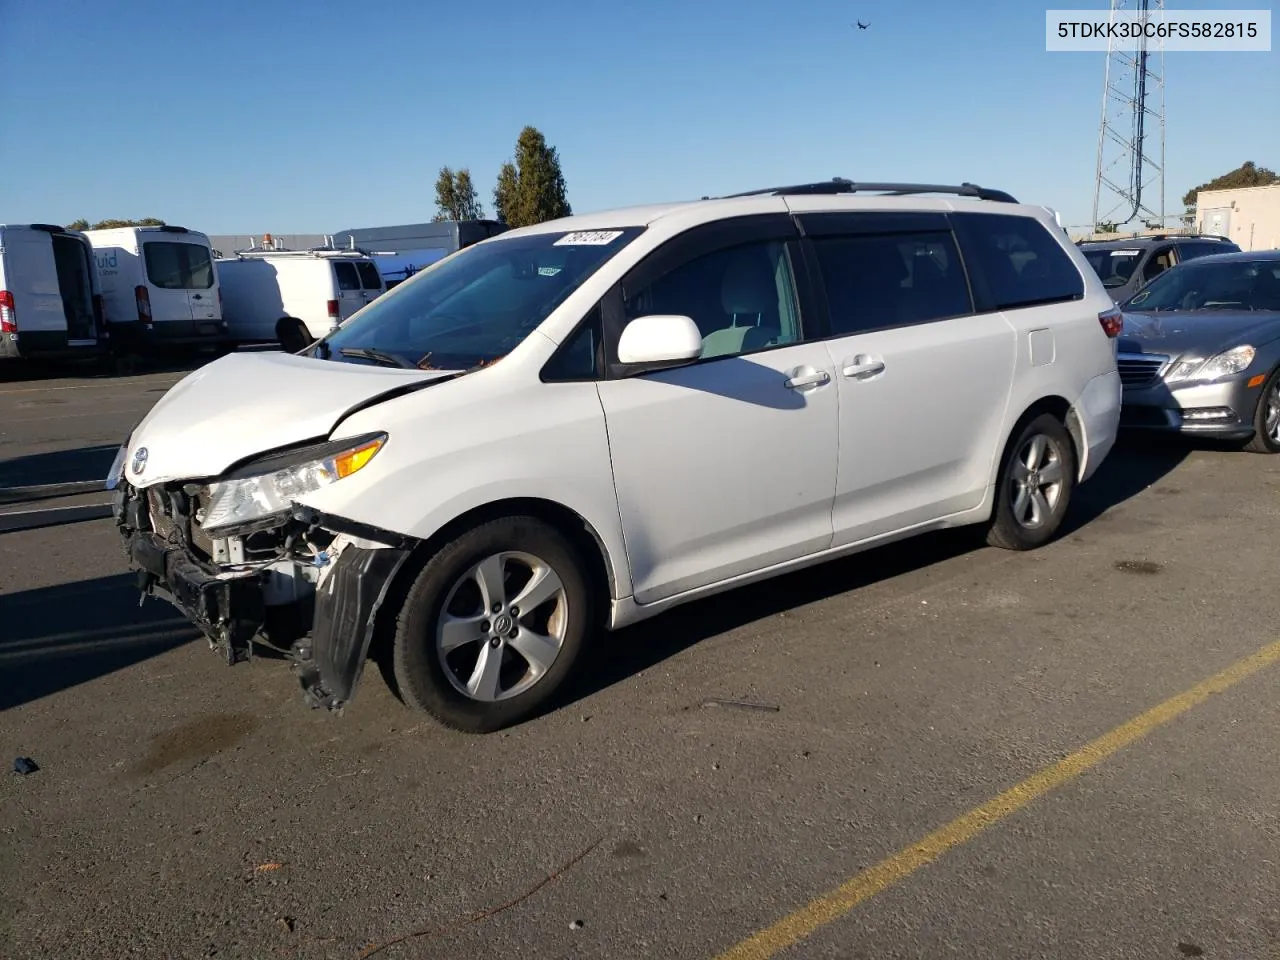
84 225 227 350
216 249 385 345
0 223 106 360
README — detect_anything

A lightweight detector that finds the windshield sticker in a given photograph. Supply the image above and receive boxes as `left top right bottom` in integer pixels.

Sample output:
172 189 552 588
1111 250 1141 256
554 230 623 246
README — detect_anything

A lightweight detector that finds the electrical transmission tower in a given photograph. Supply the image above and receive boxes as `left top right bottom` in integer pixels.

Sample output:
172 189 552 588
1091 0 1167 233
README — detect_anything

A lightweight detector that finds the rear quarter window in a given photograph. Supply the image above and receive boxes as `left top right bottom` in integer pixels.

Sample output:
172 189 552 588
952 213 1084 312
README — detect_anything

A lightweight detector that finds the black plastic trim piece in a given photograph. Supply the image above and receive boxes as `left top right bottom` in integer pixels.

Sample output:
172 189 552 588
294 544 412 709
720 179 1018 204
290 505 410 548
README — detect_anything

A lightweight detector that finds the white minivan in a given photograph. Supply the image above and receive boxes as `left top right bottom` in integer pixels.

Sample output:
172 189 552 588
0 223 106 361
215 248 385 345
107 180 1122 734
84 225 227 350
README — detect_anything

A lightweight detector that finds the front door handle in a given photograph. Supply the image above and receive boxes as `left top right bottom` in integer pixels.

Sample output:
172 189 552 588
784 369 831 390
842 355 885 379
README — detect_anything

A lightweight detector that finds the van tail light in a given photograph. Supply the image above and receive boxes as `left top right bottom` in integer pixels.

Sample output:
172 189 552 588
1098 306 1124 338
0 291 16 333
326 299 340 319
135 285 152 325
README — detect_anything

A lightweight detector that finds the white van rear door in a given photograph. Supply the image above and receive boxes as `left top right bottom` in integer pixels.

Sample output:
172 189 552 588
332 261 364 320
141 239 218 324
2 229 64 333
355 260 384 306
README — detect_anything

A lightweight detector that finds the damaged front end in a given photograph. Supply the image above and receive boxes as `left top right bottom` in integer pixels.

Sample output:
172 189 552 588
112 438 416 711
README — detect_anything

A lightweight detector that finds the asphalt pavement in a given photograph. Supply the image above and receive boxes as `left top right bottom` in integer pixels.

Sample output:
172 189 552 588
3 363 1280 960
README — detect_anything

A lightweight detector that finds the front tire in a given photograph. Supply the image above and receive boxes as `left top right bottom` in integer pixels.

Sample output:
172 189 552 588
986 413 1077 551
391 516 593 733
1244 366 1280 454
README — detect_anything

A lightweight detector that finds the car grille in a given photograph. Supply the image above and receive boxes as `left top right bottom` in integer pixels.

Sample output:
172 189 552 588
1117 353 1167 389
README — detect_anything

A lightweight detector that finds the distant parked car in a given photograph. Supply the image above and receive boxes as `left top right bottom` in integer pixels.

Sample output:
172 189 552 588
1078 234 1240 304
1116 249 1280 451
216 248 385 347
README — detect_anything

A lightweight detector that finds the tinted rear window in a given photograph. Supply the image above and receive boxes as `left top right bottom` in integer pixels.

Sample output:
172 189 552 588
1081 247 1143 289
356 261 382 290
812 231 973 335
334 261 361 291
954 213 1084 311
143 241 214 290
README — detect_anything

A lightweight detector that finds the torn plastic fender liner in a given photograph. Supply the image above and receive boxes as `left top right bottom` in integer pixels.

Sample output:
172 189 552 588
293 542 412 710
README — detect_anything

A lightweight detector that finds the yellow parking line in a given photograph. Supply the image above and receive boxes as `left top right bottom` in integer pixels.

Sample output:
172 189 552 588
715 638 1280 960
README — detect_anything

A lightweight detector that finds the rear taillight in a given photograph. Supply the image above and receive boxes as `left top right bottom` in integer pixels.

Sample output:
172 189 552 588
0 291 16 333
1098 306 1123 338
326 299 339 319
135 285 152 325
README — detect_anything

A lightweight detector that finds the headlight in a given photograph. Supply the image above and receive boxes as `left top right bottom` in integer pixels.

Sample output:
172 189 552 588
200 433 386 531
1163 344 1256 384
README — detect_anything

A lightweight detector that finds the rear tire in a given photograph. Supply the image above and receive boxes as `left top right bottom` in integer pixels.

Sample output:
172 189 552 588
1244 366 1280 454
986 413 1077 551
275 317 313 354
391 516 593 734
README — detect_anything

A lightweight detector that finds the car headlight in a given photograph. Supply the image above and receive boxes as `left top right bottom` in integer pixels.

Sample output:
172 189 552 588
200 433 386 531
1163 344 1256 384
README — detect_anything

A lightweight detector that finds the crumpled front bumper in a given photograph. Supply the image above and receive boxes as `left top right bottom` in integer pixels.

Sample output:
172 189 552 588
114 483 414 711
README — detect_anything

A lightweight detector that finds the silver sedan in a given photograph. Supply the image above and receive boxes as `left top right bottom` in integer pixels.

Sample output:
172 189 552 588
1116 248 1280 452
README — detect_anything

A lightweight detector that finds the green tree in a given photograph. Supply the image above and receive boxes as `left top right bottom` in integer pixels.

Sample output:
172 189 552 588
432 166 484 221
66 218 90 231
1182 161 1278 211
85 217 167 229
492 126 571 228
492 161 518 225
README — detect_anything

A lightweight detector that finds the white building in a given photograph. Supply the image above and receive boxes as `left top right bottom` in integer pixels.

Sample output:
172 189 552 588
1196 183 1280 252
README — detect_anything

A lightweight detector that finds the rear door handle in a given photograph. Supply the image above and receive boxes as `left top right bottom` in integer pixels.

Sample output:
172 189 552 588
784 370 831 390
842 355 885 379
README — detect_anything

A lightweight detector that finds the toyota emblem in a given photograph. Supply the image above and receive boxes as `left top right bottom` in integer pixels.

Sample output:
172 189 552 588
131 447 149 476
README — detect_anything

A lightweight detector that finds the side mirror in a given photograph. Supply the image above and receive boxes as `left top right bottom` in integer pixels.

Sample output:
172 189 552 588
616 314 702 368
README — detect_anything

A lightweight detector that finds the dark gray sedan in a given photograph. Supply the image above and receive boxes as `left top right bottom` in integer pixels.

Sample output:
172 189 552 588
1117 248 1280 452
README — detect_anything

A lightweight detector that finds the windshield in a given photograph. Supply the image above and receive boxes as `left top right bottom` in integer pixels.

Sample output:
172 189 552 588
314 227 645 369
1124 258 1280 312
1081 247 1142 289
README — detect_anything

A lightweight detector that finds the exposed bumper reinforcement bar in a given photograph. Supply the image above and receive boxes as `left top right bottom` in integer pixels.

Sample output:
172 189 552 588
130 531 265 664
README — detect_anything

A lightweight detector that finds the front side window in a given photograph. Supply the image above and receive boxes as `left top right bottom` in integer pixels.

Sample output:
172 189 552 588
319 227 644 369
621 239 802 361
953 213 1084 311
1143 246 1175 282
143 241 214 290
811 231 972 336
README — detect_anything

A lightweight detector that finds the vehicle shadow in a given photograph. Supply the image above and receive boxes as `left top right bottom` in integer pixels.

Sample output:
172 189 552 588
550 435 1189 715
0 344 279 385
0 573 199 711
0 444 122 488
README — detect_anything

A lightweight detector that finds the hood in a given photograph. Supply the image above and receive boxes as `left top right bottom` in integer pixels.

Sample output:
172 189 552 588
125 351 455 486
1118 310 1280 359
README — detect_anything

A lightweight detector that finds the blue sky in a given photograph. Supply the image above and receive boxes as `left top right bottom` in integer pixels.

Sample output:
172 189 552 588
1 0 1275 233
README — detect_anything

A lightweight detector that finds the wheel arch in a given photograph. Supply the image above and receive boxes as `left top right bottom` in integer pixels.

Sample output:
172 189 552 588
369 496 618 667
991 394 1078 489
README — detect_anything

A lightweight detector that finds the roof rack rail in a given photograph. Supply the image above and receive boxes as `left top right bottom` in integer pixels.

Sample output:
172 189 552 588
719 177 1018 203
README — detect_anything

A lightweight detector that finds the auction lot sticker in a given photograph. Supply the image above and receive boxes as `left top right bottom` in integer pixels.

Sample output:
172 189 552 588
555 231 624 246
